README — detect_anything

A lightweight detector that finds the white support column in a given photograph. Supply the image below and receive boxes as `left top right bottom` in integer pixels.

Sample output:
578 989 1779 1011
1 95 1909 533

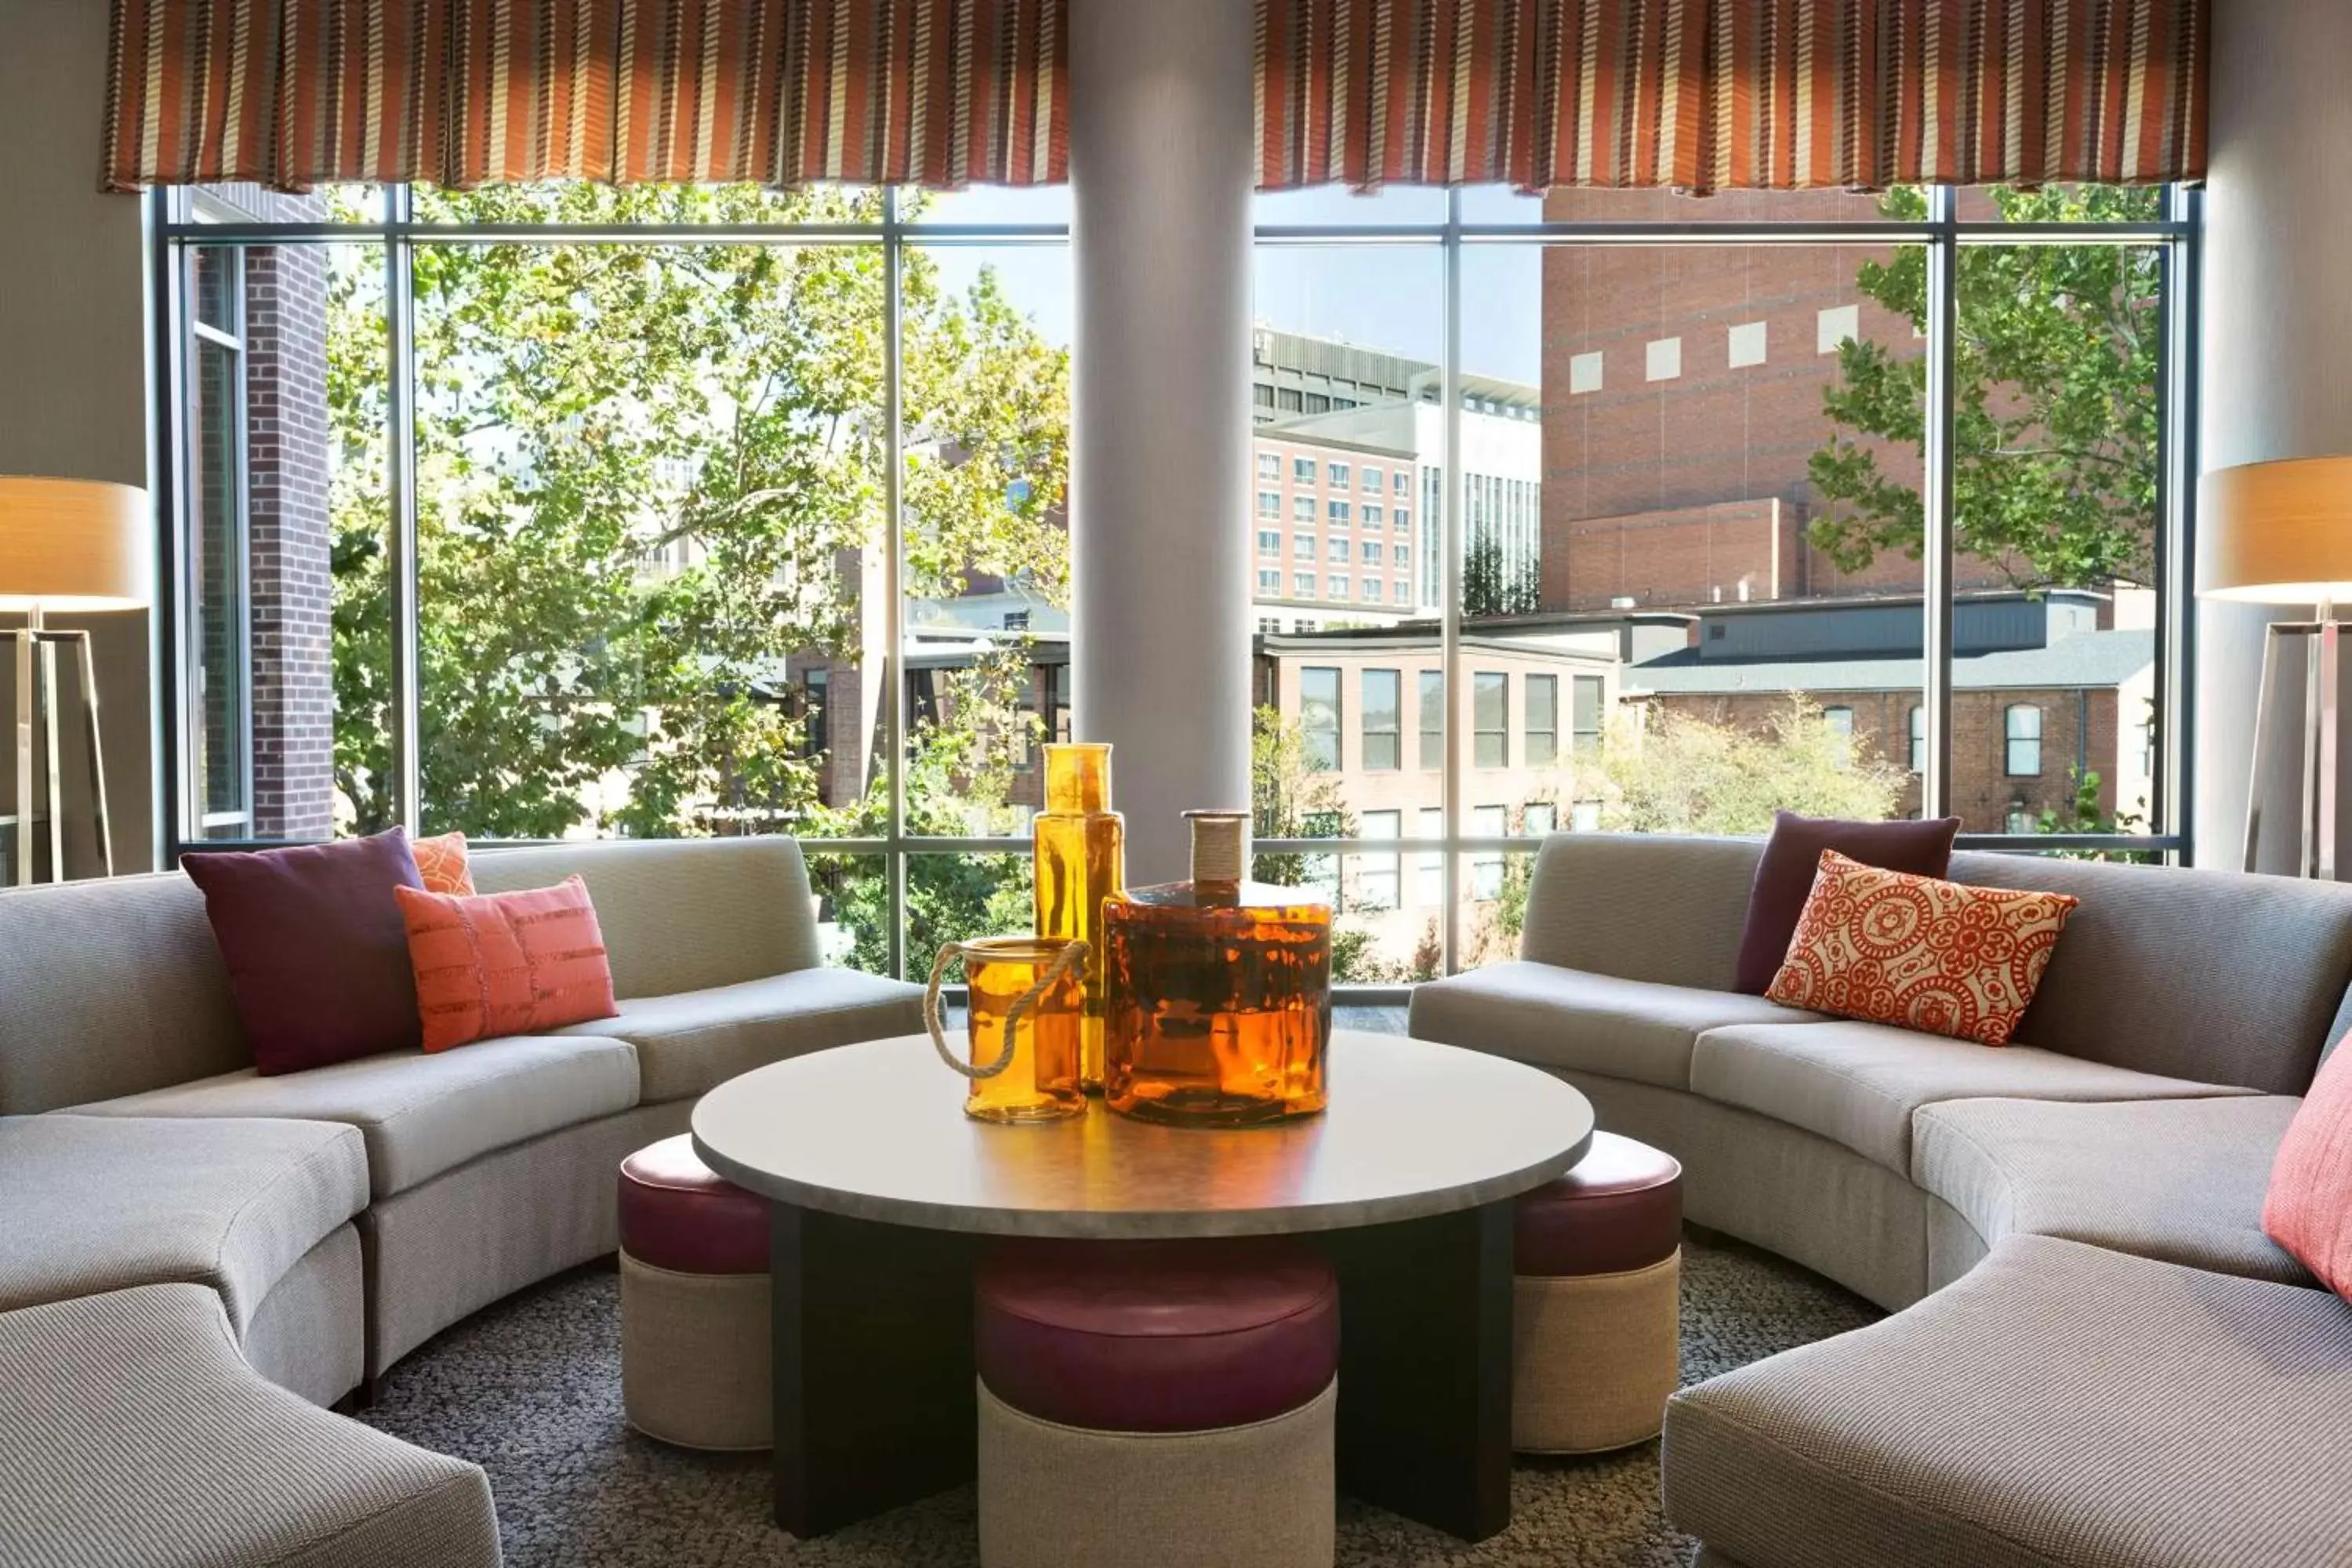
2196 0 2352 864
1069 0 1255 883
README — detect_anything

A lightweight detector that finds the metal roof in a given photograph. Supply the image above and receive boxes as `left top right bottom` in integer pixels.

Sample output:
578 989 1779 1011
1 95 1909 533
1624 628 2155 697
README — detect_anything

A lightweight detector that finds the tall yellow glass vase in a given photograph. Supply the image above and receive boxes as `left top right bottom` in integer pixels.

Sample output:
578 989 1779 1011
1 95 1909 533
1033 743 1126 1091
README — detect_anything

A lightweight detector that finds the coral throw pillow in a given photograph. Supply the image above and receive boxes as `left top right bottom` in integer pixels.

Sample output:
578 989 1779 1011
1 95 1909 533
412 831 474 895
2263 1044 2352 1300
395 877 619 1052
182 828 426 1075
1733 811 1962 994
1765 851 2079 1046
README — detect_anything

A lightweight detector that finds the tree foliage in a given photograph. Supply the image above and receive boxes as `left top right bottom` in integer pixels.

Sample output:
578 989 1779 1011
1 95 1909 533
1461 532 1542 619
1595 699 1907 834
325 183 1069 848
1808 184 2162 590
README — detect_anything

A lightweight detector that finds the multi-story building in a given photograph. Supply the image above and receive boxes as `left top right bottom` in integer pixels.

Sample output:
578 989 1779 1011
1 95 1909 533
1248 426 1421 631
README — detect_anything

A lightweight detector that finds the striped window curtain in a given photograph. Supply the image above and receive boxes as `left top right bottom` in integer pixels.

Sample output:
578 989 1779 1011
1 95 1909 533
1255 0 2208 194
103 0 1066 193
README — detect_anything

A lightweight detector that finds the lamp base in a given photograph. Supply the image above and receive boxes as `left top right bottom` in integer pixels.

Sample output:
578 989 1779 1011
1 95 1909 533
2246 616 2352 880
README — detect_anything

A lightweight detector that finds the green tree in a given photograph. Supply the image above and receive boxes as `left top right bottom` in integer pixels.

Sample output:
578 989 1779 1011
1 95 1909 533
1250 705 1353 886
2030 765 2155 864
1595 699 1907 833
326 183 1069 845
1807 185 2162 590
1461 532 1541 619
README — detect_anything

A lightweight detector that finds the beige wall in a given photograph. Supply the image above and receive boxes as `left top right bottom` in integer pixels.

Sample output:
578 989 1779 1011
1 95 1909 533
0 0 157 877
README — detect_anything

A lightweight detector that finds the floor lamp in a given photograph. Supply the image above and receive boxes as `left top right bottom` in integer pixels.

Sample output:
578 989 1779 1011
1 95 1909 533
2199 456 2352 880
0 477 151 886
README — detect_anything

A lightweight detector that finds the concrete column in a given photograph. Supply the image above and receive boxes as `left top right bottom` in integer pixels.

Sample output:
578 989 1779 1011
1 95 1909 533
1069 0 1255 883
2194 0 2352 865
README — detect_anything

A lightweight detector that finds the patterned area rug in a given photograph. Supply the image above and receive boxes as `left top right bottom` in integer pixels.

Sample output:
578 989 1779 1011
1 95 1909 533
358 1233 1878 1566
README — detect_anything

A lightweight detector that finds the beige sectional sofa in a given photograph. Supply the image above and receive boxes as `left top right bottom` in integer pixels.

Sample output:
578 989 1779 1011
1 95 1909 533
0 836 922 1568
1413 833 2352 1567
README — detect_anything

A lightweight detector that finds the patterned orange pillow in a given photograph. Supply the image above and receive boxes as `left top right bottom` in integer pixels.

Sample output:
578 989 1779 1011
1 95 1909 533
1765 850 2078 1046
394 877 617 1052
2264 1043 2352 1300
412 831 474 895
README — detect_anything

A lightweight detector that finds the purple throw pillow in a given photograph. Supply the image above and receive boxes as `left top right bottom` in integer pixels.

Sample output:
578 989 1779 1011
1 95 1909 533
182 828 428 1075
1733 811 1962 996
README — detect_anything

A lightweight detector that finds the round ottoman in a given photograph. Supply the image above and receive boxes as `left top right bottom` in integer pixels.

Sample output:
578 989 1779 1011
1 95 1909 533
1511 1131 1682 1454
975 1237 1338 1568
617 1134 771 1450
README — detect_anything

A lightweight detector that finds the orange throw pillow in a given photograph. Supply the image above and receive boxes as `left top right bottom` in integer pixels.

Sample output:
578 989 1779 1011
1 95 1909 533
412 830 475 895
2264 1045 2352 1299
1765 850 2078 1046
395 877 618 1052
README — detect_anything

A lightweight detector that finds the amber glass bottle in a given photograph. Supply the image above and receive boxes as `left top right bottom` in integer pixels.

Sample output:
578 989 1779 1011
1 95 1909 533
1102 811 1331 1126
1033 744 1126 1091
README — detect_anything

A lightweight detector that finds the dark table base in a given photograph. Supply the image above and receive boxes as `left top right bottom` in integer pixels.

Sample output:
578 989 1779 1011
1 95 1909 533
768 1199 1516 1543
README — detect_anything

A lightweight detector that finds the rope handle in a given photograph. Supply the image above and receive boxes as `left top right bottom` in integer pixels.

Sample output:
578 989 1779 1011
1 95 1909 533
925 938 1091 1080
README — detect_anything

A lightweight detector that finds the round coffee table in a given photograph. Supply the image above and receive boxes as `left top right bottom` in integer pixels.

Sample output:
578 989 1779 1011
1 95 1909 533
694 1029 1593 1543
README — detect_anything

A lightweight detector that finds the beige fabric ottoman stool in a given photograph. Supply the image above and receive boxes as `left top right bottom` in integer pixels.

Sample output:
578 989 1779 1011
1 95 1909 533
975 1237 1339 1568
1512 1131 1683 1454
617 1134 771 1450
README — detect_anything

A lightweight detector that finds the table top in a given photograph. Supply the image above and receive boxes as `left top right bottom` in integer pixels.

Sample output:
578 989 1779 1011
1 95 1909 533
691 1030 1595 1240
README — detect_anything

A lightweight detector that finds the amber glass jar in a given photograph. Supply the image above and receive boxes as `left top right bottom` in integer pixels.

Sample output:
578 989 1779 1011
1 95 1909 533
1033 744 1126 1091
925 935 1088 1123
1102 811 1331 1126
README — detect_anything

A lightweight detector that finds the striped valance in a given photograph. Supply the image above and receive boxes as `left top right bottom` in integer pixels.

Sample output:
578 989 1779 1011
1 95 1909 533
1256 0 2207 194
103 0 1066 193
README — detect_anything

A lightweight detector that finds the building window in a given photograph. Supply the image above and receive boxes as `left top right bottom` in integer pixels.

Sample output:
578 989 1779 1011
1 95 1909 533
1728 320 1768 368
1571 675 1604 756
2005 806 2032 834
1392 470 1409 496
1356 809 1401 912
1327 499 1350 524
1327 575 1350 599
1363 503 1382 528
1417 808 1445 906
797 667 829 761
1393 580 1411 604
1526 675 1559 765
1393 509 1410 533
1304 392 1330 414
1568 350 1602 395
1524 802 1558 837
187 246 253 840
1362 575 1381 600
1474 673 1508 768
1419 670 1444 770
1258 568 1280 593
1362 670 1401 771
1294 571 1316 597
1294 456 1315 481
1328 462 1350 487
1258 452 1279 478
1293 495 1315 521
1392 543 1410 567
1326 537 1348 562
1258 529 1280 557
1471 805 1508 898
1823 706 1855 737
2005 704 2043 776
1258 489 1279 517
1278 387 1303 412
1818 303 1860 354
1291 533 1312 557
1361 467 1381 492
1360 539 1381 564
1646 337 1682 381
1909 705 1926 773
1301 668 1341 771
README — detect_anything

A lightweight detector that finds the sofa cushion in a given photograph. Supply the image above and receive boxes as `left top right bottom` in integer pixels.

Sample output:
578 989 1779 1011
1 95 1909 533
0 1283 499 1568
1409 960 1822 1090
561 967 925 1103
1733 811 1958 995
1690 1018 2253 1174
67 1034 641 1197
397 876 618 1051
181 828 428 1073
1518 834 1766 991
1662 1235 2352 1568
1915 1095 2313 1287
469 835 825 999
0 1115 368 1334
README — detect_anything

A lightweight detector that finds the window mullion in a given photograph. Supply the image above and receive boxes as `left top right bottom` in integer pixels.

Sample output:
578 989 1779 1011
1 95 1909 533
387 194 423 836
1922 187 1958 822
883 187 909 981
1440 188 1465 975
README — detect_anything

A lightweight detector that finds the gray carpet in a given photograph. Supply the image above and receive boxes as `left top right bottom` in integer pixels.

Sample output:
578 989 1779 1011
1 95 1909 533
358 1234 1878 1566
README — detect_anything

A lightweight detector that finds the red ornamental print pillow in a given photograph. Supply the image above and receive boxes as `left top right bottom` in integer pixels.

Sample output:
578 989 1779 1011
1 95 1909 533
1765 851 2080 1046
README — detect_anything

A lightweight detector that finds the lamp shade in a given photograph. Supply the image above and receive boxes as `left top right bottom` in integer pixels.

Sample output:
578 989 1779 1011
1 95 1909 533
0 477 152 612
2199 456 2352 604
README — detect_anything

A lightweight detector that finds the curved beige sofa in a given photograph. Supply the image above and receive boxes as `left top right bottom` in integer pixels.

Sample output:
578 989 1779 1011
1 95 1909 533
1412 834 2352 1568
0 836 923 1568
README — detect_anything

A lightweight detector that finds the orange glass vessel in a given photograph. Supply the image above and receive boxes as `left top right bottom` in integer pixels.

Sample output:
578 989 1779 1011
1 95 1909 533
927 935 1087 1123
1033 743 1126 1092
1102 811 1331 1126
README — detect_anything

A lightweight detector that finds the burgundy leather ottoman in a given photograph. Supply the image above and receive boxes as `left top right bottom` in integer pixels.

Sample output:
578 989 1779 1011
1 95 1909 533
1512 1131 1683 1453
617 1134 771 1450
974 1237 1338 1568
